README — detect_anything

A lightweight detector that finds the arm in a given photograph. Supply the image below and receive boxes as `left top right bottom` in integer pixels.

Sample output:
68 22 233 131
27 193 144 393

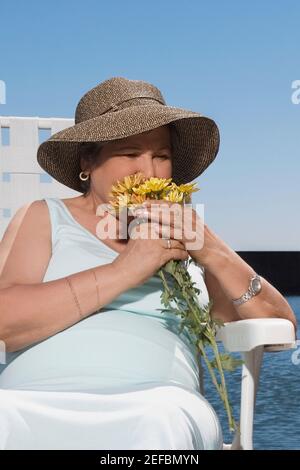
0 202 32 277
132 200 297 331
0 264 130 353
0 264 133 353
192 224 297 332
0 201 133 353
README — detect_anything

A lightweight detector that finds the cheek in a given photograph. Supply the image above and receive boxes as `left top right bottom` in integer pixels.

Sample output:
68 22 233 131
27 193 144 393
156 160 172 177
95 159 136 191
95 159 128 179
108 159 148 184
106 157 135 174
113 163 137 183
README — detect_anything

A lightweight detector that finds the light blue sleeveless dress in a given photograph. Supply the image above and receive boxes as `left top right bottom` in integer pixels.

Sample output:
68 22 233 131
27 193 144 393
0 197 223 450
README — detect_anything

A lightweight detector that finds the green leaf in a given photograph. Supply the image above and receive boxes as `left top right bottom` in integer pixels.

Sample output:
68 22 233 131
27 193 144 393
211 353 244 372
162 260 177 275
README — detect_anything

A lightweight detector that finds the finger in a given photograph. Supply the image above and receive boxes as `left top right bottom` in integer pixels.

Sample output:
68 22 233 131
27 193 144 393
128 217 159 240
135 205 185 229
161 239 186 250
142 199 180 209
153 222 184 243
143 201 186 225
163 248 189 264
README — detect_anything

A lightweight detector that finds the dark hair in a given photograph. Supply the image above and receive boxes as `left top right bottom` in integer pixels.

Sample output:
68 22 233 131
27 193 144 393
78 142 104 196
78 123 178 196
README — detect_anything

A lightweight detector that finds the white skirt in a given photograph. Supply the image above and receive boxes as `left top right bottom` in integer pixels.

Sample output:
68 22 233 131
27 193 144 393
0 311 223 450
0 382 222 450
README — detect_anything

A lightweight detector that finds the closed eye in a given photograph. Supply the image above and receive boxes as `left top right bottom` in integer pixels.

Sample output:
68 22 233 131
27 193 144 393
123 154 171 159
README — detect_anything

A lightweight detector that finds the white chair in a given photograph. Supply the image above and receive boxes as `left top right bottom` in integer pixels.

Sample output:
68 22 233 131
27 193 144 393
215 317 296 450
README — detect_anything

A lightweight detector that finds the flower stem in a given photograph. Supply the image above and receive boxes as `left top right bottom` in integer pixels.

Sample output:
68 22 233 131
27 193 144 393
159 260 238 432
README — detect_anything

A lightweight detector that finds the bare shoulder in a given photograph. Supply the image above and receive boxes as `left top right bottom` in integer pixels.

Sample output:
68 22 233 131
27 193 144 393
0 200 52 289
0 200 50 242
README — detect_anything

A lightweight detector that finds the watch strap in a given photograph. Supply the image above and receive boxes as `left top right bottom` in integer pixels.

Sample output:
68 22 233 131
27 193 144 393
232 273 261 306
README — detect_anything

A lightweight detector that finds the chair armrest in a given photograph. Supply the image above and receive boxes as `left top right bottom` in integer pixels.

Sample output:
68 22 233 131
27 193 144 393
216 317 296 450
216 317 296 352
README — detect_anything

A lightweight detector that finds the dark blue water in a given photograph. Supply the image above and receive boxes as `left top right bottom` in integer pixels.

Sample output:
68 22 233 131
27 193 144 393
205 296 300 450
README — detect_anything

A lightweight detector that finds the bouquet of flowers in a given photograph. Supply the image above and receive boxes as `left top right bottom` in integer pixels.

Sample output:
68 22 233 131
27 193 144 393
108 172 242 433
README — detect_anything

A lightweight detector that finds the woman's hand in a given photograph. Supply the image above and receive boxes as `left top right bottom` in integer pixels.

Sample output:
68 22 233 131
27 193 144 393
111 212 189 288
132 200 218 268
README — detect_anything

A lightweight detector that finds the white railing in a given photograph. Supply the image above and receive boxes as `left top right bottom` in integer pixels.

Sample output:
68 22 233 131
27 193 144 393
0 116 79 240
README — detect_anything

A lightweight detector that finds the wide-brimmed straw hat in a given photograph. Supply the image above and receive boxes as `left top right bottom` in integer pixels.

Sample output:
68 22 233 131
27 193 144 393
37 76 220 193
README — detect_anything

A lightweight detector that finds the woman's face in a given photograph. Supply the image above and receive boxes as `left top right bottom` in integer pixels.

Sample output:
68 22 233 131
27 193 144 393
89 125 172 204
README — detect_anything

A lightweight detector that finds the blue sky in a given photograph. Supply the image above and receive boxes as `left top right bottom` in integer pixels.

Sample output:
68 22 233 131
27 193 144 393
0 0 299 250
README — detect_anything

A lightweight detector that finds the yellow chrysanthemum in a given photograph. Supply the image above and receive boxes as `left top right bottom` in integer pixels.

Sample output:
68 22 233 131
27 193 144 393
109 193 132 211
132 177 172 195
176 182 199 194
110 172 146 196
108 173 199 208
162 189 184 203
130 185 150 196
130 193 148 205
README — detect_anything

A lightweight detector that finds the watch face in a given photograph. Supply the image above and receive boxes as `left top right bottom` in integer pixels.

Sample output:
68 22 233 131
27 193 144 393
252 277 262 294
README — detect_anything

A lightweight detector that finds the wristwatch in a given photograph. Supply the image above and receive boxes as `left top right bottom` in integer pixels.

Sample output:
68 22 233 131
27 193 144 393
232 273 262 306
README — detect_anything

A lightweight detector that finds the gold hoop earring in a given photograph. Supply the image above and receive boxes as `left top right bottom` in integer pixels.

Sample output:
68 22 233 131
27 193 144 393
79 171 90 181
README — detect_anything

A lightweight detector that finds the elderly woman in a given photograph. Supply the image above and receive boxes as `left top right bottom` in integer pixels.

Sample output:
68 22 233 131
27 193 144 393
0 77 296 450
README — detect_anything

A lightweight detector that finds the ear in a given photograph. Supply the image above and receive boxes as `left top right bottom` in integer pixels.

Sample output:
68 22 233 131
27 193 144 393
80 156 87 171
80 155 93 173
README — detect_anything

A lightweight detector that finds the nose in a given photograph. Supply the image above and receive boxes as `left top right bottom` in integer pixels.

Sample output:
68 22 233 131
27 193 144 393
136 153 156 179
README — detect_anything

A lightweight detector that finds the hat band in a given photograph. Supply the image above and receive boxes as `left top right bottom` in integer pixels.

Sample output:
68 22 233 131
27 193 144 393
101 96 165 115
